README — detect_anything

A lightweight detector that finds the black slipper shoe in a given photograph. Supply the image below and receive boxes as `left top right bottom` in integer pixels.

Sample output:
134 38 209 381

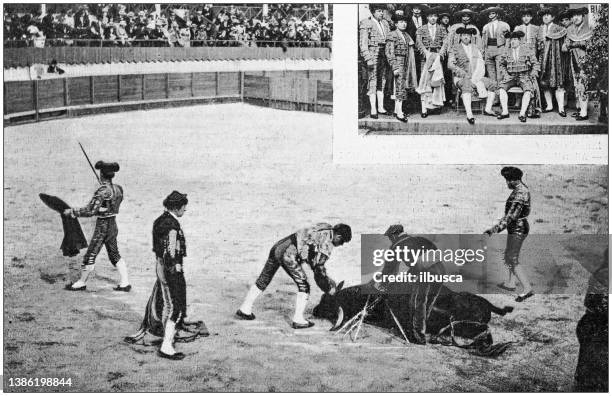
519 115 527 123
467 117 475 125
558 111 566 117
158 350 185 360
497 113 509 120
497 282 516 292
65 284 86 291
235 309 255 320
114 284 131 292
291 320 315 329
515 291 535 302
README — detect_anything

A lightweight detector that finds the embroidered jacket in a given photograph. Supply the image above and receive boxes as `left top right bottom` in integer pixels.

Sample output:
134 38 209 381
73 181 123 218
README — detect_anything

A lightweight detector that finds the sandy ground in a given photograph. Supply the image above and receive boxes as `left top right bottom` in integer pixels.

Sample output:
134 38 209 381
3 103 608 392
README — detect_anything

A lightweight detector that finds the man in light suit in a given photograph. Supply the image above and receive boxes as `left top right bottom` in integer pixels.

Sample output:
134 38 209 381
448 27 498 124
359 4 391 118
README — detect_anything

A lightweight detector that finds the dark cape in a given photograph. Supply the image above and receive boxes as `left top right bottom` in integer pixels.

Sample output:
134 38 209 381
124 279 209 344
39 193 88 257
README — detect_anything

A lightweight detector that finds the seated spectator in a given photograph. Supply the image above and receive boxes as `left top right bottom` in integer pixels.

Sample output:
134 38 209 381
47 59 65 74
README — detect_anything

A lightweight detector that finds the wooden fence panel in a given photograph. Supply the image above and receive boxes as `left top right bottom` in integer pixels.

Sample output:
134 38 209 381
317 80 333 105
4 81 34 114
37 79 65 109
93 75 119 103
269 77 316 104
120 74 143 102
242 75 269 99
192 73 217 97
218 72 240 96
66 76 91 106
143 74 167 100
308 70 332 80
168 73 192 99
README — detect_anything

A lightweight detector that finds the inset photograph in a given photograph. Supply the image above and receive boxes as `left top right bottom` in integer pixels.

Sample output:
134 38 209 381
357 3 608 135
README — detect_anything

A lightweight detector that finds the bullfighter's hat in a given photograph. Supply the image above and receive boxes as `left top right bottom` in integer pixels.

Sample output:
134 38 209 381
95 161 120 178
501 166 523 181
456 27 477 36
163 190 188 209
481 6 504 16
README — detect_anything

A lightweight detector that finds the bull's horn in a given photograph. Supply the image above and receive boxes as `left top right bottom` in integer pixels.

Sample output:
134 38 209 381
329 307 344 331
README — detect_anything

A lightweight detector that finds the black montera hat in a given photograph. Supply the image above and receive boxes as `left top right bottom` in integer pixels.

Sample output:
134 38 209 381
163 190 188 209
384 224 404 238
333 223 352 243
508 30 525 39
456 27 477 35
501 166 523 181
538 7 557 17
392 13 408 23
95 161 119 178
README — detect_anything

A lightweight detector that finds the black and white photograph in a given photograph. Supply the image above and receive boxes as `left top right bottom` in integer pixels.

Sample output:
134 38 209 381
357 3 608 135
2 2 610 394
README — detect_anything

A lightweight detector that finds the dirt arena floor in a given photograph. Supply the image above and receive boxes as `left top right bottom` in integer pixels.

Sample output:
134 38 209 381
3 103 608 392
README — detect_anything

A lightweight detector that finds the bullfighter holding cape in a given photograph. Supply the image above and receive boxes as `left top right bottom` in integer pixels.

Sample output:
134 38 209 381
63 159 131 292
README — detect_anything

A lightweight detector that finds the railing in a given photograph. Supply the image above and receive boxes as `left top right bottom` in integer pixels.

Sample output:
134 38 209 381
4 39 332 48
4 44 331 69
3 70 332 122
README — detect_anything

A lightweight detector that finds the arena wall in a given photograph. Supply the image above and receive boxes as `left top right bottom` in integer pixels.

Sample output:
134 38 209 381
4 70 332 124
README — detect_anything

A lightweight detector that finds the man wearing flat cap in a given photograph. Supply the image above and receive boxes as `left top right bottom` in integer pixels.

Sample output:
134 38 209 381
385 13 418 122
448 27 498 124
237 223 352 329
563 7 593 121
63 161 130 292
375 225 446 344
359 4 391 119
484 167 534 303
538 7 570 117
497 30 541 123
151 190 190 359
481 6 510 84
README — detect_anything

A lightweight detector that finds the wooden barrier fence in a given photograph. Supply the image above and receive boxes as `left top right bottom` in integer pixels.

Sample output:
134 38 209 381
4 47 331 69
4 70 332 123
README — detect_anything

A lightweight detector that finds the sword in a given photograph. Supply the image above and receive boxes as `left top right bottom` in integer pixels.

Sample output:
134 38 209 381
78 142 101 184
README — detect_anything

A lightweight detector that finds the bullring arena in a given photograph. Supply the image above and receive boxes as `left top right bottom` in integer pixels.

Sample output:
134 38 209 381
3 3 609 393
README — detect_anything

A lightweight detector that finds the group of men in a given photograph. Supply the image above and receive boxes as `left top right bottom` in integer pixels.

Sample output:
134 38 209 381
360 4 594 124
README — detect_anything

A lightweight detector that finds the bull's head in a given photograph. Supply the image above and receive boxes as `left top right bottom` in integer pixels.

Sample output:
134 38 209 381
312 281 345 331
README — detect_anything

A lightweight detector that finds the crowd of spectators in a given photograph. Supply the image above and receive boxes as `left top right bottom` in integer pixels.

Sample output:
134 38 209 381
3 4 333 48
